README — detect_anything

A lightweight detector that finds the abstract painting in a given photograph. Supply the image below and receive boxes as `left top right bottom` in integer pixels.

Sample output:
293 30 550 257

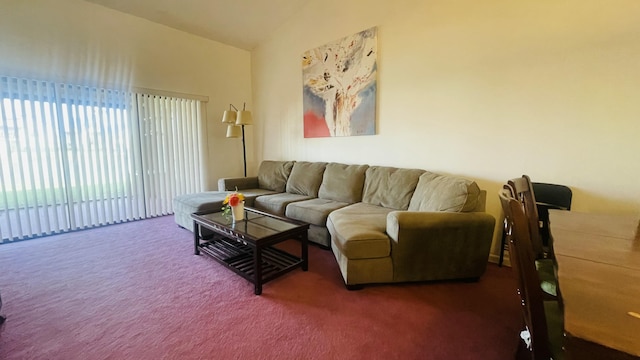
302 27 377 137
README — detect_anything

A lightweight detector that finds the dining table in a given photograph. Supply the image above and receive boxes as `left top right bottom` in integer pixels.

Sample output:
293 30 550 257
549 210 640 359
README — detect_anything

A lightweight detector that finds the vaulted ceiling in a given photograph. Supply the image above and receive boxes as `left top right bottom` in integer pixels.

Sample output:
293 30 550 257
83 0 311 50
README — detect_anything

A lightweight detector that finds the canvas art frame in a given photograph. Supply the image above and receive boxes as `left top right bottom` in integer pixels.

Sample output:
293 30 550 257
302 27 377 138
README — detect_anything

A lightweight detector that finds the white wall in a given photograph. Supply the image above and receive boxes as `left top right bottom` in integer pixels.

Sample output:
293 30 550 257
0 0 253 190
252 0 640 259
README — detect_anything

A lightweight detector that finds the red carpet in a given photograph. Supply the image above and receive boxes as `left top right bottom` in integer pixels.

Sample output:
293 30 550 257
0 216 522 359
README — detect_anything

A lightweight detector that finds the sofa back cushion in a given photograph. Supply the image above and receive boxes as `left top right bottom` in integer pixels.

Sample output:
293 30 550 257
318 163 369 203
408 172 481 212
257 160 294 192
286 161 327 197
362 166 425 210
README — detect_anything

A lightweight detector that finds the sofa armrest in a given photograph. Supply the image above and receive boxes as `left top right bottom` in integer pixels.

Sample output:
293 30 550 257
218 177 259 191
386 211 496 282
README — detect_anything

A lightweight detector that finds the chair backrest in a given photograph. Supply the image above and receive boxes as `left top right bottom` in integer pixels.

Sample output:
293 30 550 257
508 175 545 258
532 182 572 249
499 187 553 360
531 183 572 211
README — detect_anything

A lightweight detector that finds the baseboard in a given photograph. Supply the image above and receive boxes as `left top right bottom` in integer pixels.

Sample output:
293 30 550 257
488 253 511 267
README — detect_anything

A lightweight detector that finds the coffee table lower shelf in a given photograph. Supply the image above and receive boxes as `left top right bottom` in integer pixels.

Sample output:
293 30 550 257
198 236 304 293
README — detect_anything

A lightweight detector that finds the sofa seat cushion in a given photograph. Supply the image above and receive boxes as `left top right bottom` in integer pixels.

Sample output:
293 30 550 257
254 193 314 216
285 198 350 226
327 203 393 260
233 188 278 207
408 172 481 212
174 191 229 211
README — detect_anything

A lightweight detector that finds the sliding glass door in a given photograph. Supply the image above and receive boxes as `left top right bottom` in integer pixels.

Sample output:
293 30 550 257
0 76 203 242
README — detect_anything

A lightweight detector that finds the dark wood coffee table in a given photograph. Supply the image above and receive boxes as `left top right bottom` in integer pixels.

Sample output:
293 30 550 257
192 207 309 295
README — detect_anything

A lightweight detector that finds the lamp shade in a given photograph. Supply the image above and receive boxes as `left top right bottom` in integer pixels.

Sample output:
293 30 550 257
225 124 241 138
221 110 237 124
236 110 253 125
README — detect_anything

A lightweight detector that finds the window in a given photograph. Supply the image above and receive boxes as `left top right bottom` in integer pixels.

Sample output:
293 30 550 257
0 77 204 242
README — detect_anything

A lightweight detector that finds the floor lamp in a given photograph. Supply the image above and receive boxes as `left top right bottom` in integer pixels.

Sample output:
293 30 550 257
222 103 253 177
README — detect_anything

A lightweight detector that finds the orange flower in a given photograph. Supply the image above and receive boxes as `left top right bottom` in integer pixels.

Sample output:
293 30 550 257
223 192 245 207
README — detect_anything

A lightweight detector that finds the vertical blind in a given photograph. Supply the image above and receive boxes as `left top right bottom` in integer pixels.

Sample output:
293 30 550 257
0 76 204 242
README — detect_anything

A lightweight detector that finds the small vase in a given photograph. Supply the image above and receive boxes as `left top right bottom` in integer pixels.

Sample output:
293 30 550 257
231 202 245 222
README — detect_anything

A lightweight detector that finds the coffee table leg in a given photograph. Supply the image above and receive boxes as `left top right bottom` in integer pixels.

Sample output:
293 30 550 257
194 221 200 255
301 232 308 271
254 247 262 295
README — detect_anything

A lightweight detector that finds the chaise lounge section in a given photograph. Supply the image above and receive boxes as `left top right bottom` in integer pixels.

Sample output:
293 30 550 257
328 168 494 287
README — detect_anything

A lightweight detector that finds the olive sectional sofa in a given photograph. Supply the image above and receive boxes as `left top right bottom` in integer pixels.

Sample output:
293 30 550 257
175 160 496 287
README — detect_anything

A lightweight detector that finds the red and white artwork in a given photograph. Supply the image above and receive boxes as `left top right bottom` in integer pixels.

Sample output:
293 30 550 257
302 27 377 138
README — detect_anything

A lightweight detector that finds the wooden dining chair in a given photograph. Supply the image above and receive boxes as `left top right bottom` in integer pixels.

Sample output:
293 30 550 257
499 188 564 360
507 176 546 258
502 180 558 299
500 176 544 266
